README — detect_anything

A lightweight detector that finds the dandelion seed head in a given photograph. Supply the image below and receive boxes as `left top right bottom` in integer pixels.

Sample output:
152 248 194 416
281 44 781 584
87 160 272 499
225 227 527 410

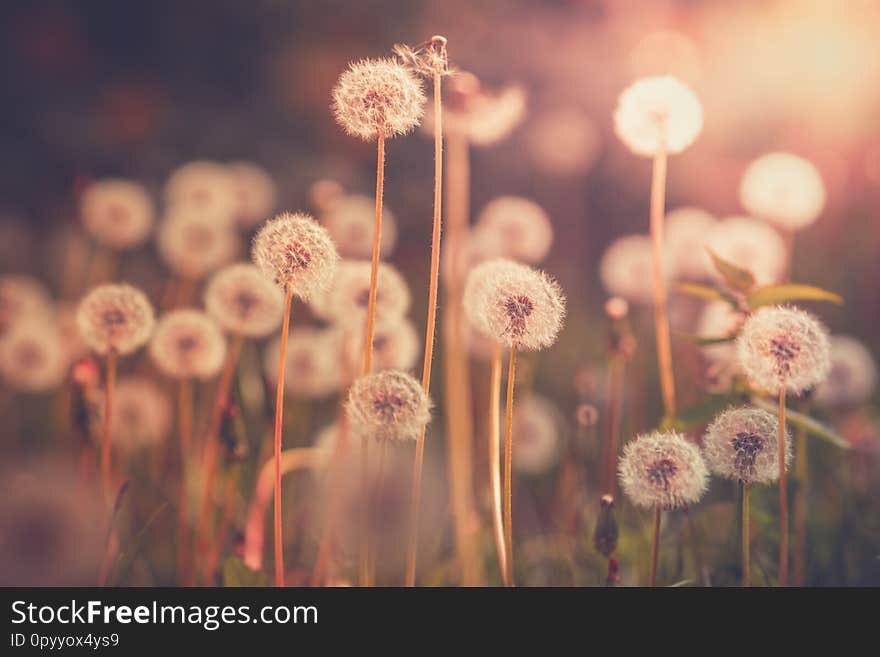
346 369 431 443
321 194 397 259
0 275 52 336
664 207 716 281
228 161 278 229
251 211 339 299
0 320 66 392
599 234 655 304
393 36 450 79
439 77 526 146
80 179 154 250
813 336 877 409
331 58 425 141
149 309 226 380
703 406 791 484
740 152 826 230
463 259 565 351
526 107 600 177
474 196 553 264
109 378 172 451
345 318 420 375
512 395 563 475
309 179 345 213
263 328 341 399
312 260 410 326
204 264 285 338
736 305 831 395
164 161 238 222
54 302 88 363
0 460 104 586
705 216 788 286
614 76 703 157
157 209 240 280
77 283 155 356
618 430 708 510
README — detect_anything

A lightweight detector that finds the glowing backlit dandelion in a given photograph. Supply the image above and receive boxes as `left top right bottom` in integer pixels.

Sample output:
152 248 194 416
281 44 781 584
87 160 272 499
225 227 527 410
740 152 826 232
80 179 154 251
474 196 553 265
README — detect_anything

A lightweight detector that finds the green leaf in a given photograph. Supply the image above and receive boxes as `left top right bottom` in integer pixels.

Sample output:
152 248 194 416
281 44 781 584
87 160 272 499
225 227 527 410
706 248 756 293
675 331 737 347
663 393 742 431
746 284 844 309
750 396 850 449
222 556 269 587
674 282 739 307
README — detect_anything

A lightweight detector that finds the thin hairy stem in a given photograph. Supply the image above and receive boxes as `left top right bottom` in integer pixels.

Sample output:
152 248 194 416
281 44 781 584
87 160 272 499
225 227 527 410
778 381 788 587
742 482 750 587
273 289 294 587
362 132 386 375
606 356 625 497
649 148 675 420
793 417 808 586
488 343 507 583
101 349 118 501
650 506 661 587
502 347 518 586
176 378 194 583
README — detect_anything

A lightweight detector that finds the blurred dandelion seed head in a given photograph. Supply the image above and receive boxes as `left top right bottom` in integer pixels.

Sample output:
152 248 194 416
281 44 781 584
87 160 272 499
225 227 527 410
599 234 656 304
463 258 565 351
512 395 563 476
263 327 341 399
204 263 285 338
320 194 397 259
813 335 877 409
0 275 52 336
157 209 240 281
346 369 431 443
703 406 791 484
437 77 526 146
740 152 826 231
345 318 420 375
664 207 717 281
76 283 155 356
149 309 226 380
80 179 154 251
526 107 600 177
108 377 172 450
737 305 831 395
618 430 708 510
331 58 426 141
164 160 239 222
705 216 788 286
614 75 703 157
228 161 278 230
474 196 553 264
251 211 339 299
312 260 410 326
0 320 66 392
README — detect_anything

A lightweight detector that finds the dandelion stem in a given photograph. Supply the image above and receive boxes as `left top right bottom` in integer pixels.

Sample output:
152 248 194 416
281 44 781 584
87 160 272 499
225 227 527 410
367 439 388 586
650 505 661 587
742 482 750 587
649 147 676 421
502 346 518 586
362 132 386 375
176 378 193 583
778 380 788 587
101 349 118 501
606 355 625 497
793 412 808 586
405 55 444 588
273 288 294 587
358 435 370 587
488 342 508 583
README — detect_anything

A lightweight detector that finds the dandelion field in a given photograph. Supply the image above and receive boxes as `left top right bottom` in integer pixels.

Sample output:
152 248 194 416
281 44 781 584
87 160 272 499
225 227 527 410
1 0 879 589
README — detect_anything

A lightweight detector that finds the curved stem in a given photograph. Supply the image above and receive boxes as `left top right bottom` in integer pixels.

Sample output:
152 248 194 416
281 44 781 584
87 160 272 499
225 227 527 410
273 289 294 587
778 382 788 587
101 350 118 501
502 347 518 586
649 148 675 421
488 342 507 583
650 505 661 587
742 482 750 587
177 378 194 583
405 66 444 588
362 132 386 375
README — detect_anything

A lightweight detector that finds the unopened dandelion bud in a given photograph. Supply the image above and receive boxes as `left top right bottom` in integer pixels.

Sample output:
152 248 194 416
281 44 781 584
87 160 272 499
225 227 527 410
593 494 619 558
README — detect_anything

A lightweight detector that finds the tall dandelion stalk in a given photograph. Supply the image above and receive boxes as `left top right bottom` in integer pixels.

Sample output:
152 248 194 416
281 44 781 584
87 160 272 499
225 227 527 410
488 342 507 582
252 212 339 587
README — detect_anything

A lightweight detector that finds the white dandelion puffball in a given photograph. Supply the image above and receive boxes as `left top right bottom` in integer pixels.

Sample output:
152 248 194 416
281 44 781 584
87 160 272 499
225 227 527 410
311 260 410 326
664 207 716 281
739 152 826 231
80 179 154 250
0 460 104 586
705 216 788 286
703 406 791 485
228 161 278 229
474 196 553 264
77 283 155 356
736 305 831 395
320 194 397 259
332 58 425 141
813 336 877 409
251 211 340 299
149 309 227 380
512 395 563 476
204 264 284 338
438 77 527 146
614 75 703 157
599 234 655 304
110 378 172 451
346 369 431 442
157 209 240 280
526 107 600 177
0 320 66 392
164 160 238 222
264 328 341 399
618 430 708 510
463 258 565 351
0 275 52 336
